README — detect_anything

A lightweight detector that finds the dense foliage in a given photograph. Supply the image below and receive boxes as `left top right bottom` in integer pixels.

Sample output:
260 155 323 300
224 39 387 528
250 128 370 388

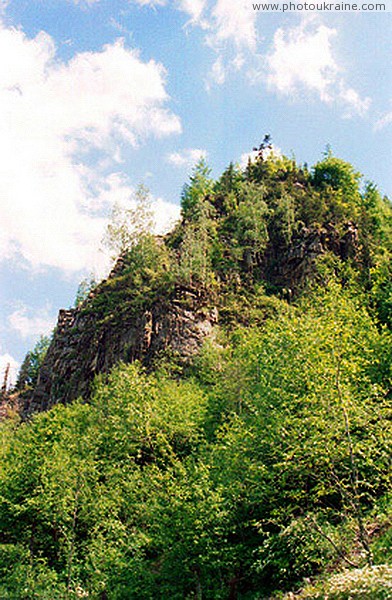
1 149 391 598
15 336 51 391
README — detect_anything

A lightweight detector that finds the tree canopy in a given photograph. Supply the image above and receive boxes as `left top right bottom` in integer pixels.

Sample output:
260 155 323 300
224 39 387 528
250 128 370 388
2 148 392 599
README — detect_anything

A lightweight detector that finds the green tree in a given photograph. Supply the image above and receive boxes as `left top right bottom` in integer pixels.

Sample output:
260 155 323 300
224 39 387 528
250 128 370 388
313 152 361 196
15 335 51 391
103 183 154 260
235 182 269 272
207 284 391 589
269 192 296 246
312 153 362 223
181 158 214 223
176 159 216 286
176 219 215 287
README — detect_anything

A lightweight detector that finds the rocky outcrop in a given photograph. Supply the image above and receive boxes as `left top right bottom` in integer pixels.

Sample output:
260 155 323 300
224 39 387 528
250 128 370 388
23 222 359 417
24 274 217 415
267 222 359 290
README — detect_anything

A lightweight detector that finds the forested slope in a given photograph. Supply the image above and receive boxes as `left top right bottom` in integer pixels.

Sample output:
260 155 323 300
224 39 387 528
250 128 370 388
1 147 391 598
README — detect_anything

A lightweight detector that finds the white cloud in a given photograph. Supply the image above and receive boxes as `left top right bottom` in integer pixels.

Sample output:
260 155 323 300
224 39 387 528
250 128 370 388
266 21 370 116
204 0 258 86
112 0 254 43
267 23 339 102
152 197 181 232
209 0 257 50
67 0 254 84
8 304 56 339
0 24 181 272
232 53 245 71
375 108 392 131
132 0 206 23
67 0 252 40
0 353 19 388
178 0 207 23
167 148 207 168
130 0 256 80
339 86 371 118
210 56 226 84
61 0 371 120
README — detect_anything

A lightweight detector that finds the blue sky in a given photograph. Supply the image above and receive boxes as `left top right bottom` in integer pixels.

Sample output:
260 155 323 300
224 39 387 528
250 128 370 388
0 0 391 383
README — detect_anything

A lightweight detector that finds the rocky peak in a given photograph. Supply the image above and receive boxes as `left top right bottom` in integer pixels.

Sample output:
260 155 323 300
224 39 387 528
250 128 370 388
22 219 359 417
24 269 217 416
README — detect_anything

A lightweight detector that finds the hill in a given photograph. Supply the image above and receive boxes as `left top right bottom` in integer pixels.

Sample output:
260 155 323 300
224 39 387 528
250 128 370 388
0 147 391 598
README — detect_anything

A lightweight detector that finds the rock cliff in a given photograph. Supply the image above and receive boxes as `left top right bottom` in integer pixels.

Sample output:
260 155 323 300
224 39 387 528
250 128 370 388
23 221 359 416
267 222 359 289
24 260 217 415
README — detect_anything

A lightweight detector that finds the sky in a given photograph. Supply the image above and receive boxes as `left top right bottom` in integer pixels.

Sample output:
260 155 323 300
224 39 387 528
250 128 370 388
0 0 391 385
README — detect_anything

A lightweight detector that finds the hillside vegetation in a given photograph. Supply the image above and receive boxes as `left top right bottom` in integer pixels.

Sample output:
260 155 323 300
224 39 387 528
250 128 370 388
1 146 392 598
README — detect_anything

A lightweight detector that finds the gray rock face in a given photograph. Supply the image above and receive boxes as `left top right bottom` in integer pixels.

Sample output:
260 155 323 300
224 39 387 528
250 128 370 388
23 222 358 416
25 281 217 415
268 223 359 289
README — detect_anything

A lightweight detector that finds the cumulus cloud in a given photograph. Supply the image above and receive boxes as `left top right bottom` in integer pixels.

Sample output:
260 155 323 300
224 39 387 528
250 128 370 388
0 353 19 388
266 21 370 116
167 148 207 168
0 24 181 272
62 0 372 118
178 0 207 23
204 0 258 87
267 23 338 101
8 304 56 339
208 0 257 50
